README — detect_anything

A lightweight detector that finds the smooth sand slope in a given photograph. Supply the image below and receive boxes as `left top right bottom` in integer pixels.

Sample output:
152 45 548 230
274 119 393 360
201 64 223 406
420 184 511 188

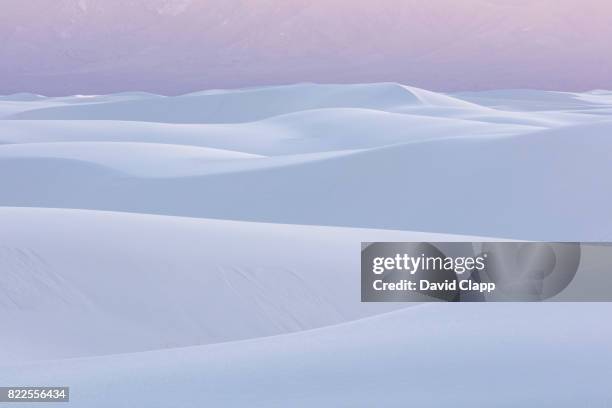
2 303 611 407
0 207 489 363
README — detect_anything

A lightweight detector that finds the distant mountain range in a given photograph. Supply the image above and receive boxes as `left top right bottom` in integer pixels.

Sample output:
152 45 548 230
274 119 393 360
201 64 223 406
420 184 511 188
1 0 611 94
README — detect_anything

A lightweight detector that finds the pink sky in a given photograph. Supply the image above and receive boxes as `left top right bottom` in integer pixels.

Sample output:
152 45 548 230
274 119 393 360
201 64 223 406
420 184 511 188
1 0 611 95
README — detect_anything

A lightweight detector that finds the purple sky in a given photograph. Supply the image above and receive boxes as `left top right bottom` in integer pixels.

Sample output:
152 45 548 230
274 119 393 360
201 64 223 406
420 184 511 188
1 0 611 95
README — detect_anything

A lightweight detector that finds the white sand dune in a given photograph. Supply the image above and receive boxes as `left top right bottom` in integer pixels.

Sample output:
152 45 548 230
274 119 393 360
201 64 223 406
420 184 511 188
0 207 489 363
1 120 611 239
0 92 161 119
0 142 265 177
453 89 612 110
7 83 481 123
0 110 537 156
0 83 611 240
1 303 610 407
1 83 611 406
